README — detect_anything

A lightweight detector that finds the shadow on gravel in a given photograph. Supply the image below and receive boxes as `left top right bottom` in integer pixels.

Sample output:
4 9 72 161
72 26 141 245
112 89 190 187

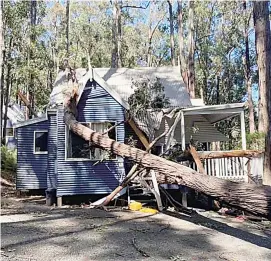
163 210 271 250
1 205 271 261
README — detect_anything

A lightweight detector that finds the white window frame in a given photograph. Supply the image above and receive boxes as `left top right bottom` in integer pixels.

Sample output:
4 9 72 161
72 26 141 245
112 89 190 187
65 121 118 161
33 130 48 154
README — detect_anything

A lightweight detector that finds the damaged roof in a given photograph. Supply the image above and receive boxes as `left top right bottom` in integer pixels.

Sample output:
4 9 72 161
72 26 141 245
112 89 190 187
93 67 192 108
49 67 192 109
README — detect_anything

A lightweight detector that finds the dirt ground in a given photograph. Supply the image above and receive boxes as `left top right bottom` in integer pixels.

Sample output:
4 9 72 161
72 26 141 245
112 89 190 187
1 188 271 261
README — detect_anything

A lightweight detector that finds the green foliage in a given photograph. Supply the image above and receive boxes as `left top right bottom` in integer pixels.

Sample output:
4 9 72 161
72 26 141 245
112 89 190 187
128 78 170 117
1 146 17 172
246 132 265 150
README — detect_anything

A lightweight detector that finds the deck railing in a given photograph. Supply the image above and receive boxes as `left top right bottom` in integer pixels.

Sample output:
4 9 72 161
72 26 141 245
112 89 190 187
187 151 264 183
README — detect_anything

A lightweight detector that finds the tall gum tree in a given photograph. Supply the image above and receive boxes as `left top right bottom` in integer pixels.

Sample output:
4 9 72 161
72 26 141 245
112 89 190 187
253 0 271 185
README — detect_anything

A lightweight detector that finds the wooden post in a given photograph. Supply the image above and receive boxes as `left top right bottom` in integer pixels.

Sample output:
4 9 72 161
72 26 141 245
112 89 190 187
180 111 187 206
181 111 185 151
240 110 248 181
189 145 206 174
151 170 163 211
128 119 149 149
57 196 62 207
240 111 247 150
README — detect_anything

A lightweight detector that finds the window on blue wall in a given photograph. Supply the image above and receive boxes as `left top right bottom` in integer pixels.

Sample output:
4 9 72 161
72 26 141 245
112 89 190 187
66 122 117 160
34 131 48 153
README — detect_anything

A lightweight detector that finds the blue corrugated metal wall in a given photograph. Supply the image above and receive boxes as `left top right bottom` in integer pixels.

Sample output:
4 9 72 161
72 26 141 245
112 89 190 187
56 80 126 196
47 112 57 189
16 120 49 189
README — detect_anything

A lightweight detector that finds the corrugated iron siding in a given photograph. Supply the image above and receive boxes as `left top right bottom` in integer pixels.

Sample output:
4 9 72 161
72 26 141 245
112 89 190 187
47 113 57 189
16 120 49 189
56 81 126 196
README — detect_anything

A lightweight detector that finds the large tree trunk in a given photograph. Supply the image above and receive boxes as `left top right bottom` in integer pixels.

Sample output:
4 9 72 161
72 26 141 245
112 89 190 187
63 91 271 218
111 0 121 68
253 1 271 185
254 1 270 134
243 1 255 134
0 0 4 143
167 0 175 66
65 0 70 57
187 1 195 98
2 61 11 144
177 0 188 87
28 0 37 118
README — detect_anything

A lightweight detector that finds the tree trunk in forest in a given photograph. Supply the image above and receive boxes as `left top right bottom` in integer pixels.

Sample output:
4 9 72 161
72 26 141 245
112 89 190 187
253 1 271 185
167 0 175 66
63 87 271 218
254 1 270 134
2 62 11 144
29 0 37 118
187 1 195 98
0 0 4 143
65 0 70 57
177 0 188 88
243 1 255 134
111 0 121 68
147 3 153 67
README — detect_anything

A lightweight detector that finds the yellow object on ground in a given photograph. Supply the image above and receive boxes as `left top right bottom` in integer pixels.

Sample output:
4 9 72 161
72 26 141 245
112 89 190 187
129 201 142 211
139 208 158 214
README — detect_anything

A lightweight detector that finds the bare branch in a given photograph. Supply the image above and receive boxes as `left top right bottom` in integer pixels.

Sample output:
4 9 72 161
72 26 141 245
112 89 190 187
102 120 126 135
122 2 150 9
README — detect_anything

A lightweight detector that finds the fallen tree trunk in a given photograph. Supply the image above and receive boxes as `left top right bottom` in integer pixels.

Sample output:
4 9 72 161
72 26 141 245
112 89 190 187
197 150 263 159
64 111 271 218
63 75 271 218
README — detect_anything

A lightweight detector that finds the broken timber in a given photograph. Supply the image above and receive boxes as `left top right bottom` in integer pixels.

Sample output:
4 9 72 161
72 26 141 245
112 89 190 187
197 150 263 159
63 76 271 219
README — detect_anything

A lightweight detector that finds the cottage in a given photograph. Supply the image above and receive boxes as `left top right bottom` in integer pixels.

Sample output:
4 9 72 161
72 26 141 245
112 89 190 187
14 67 251 203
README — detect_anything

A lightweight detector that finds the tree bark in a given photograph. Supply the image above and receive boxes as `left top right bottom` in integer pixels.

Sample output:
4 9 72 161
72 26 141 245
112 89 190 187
243 1 255 134
197 150 263 159
187 1 195 98
177 1 188 87
254 1 270 134
63 89 271 218
65 0 70 57
111 0 121 68
2 60 11 144
28 0 37 118
167 0 175 66
253 1 271 185
0 0 4 143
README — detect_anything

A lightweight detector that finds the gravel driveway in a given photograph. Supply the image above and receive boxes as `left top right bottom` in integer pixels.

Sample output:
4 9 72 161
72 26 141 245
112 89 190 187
1 195 271 261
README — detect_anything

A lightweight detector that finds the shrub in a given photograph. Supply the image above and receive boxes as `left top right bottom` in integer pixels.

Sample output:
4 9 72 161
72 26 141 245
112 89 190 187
246 132 265 150
1 146 17 172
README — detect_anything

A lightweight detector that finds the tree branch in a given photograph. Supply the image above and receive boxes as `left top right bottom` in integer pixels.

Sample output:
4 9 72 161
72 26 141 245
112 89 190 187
121 2 150 9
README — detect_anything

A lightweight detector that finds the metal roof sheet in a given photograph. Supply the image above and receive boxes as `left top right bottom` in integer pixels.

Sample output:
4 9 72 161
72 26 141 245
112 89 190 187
93 67 192 108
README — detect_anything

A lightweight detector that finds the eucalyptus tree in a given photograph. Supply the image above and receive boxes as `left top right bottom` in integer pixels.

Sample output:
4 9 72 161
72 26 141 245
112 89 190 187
253 0 271 185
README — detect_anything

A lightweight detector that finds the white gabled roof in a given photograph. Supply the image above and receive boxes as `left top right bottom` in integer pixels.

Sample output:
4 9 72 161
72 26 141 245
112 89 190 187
93 67 192 108
49 66 192 109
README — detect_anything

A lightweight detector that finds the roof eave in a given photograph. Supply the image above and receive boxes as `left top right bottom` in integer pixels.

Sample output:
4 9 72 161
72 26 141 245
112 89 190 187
14 116 48 128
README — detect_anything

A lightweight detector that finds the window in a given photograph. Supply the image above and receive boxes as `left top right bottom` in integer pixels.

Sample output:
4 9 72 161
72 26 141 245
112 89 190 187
66 122 116 160
34 131 48 153
6 128 14 137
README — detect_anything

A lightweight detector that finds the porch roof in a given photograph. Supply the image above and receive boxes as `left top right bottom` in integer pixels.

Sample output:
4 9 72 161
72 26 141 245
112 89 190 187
182 103 246 124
